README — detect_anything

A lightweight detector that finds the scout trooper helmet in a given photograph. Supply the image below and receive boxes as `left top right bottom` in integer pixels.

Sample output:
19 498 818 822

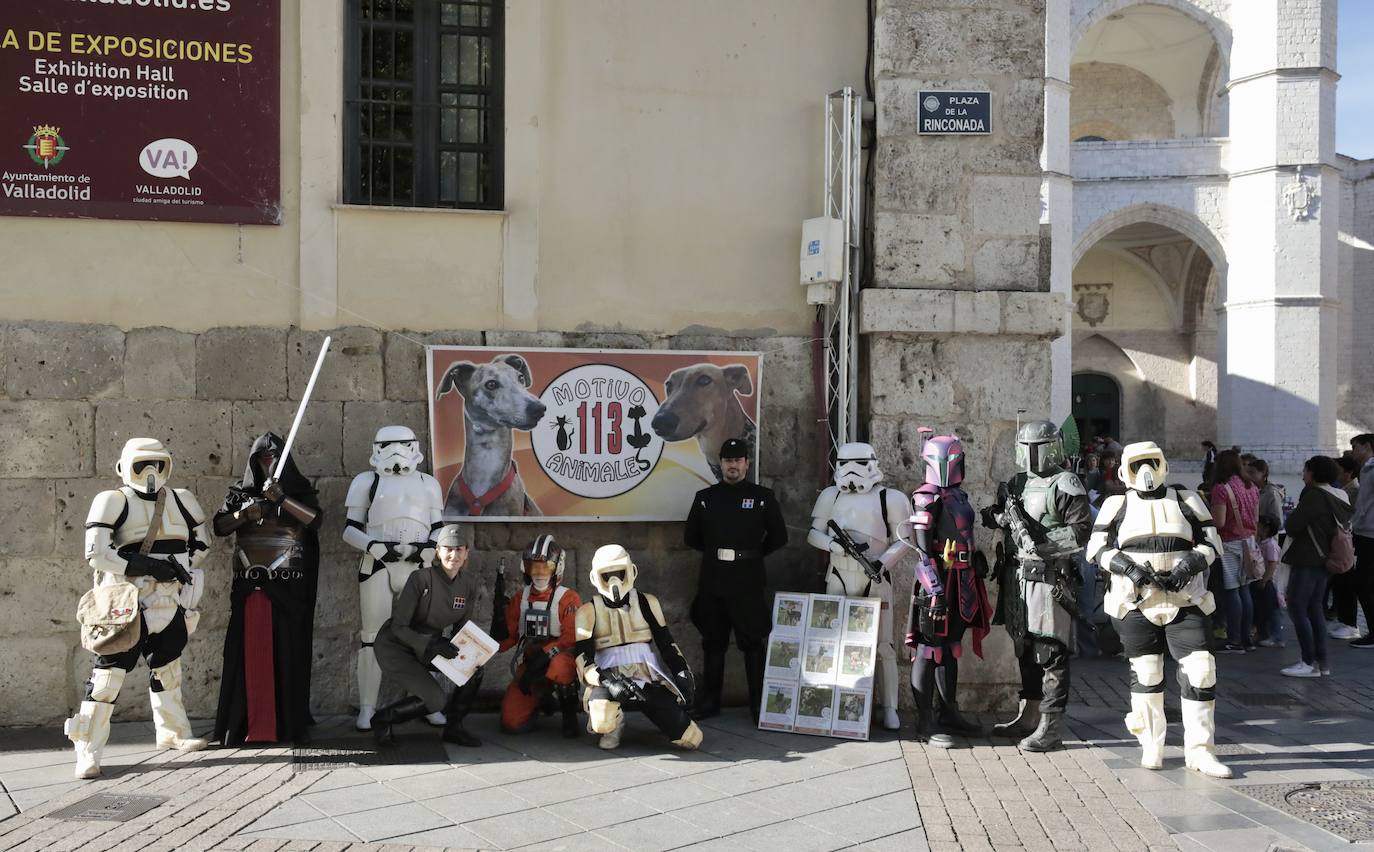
834 442 882 493
1015 420 1066 476
522 534 566 590
370 425 424 476
590 544 638 604
921 434 965 488
1119 441 1169 492
116 438 173 494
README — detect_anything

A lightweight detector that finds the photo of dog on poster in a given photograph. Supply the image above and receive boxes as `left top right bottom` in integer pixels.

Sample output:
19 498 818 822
651 362 758 481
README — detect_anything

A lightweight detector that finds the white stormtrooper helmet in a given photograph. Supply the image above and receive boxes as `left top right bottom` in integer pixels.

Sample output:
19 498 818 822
590 544 638 604
1119 441 1169 492
370 425 423 476
115 438 173 494
834 442 882 493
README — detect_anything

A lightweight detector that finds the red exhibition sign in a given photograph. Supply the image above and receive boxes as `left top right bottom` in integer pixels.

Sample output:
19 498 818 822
0 0 280 225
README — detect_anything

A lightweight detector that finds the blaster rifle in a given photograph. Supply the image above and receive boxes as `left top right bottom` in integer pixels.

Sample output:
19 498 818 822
489 560 510 643
825 521 885 583
601 671 647 704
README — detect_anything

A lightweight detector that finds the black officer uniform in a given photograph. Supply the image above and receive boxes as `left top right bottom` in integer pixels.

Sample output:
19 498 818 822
684 439 788 719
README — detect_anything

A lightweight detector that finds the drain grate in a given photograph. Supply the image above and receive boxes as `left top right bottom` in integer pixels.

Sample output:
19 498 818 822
293 736 449 772
1236 780 1374 843
48 793 168 822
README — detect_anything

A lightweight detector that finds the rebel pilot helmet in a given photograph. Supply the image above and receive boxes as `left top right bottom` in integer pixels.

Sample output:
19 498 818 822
590 544 638 604
522 534 566 592
1015 420 1066 476
834 442 882 493
370 425 424 476
1119 441 1169 492
115 438 173 495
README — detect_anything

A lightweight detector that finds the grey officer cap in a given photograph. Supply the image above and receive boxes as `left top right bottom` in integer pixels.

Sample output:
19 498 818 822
435 524 471 548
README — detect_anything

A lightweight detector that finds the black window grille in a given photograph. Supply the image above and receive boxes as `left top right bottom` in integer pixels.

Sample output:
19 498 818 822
344 0 503 209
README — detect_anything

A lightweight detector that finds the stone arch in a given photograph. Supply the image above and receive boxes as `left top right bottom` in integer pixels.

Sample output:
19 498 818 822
1070 62 1176 141
1073 203 1227 287
1073 334 1164 445
1104 245 1185 329
1072 0 1232 58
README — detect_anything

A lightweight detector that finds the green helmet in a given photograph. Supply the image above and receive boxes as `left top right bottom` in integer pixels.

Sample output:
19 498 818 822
1015 420 1065 475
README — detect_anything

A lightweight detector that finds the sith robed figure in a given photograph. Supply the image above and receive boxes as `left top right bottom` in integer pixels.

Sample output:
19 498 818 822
905 432 992 747
343 425 445 730
982 420 1091 752
70 438 210 779
212 432 322 746
807 442 910 730
1087 441 1231 778
575 545 702 751
495 534 583 737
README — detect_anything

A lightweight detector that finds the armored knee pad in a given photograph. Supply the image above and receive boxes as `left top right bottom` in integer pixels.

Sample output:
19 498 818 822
589 698 623 734
87 667 126 703
1177 650 1216 700
150 659 182 693
1128 653 1165 692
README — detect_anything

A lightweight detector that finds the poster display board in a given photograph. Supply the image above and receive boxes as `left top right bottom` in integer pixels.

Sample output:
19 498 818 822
0 0 281 224
759 592 879 740
426 346 762 521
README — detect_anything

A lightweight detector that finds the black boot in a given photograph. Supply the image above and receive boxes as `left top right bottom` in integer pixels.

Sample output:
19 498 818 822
372 696 429 746
935 658 981 736
912 653 953 749
692 646 725 720
442 672 483 748
992 698 1041 738
1019 711 1064 753
556 683 580 739
743 646 766 721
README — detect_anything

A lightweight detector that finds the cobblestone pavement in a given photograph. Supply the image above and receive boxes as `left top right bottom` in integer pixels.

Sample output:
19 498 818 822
4 629 1373 851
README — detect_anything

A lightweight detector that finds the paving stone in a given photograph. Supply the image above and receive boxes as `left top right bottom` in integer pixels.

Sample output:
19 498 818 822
300 782 413 818
593 812 714 852
463 807 582 848
622 776 730 813
332 802 450 842
239 817 360 843
382 823 490 850
424 785 532 825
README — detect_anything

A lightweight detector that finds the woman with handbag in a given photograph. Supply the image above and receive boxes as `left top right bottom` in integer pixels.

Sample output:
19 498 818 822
1280 456 1354 678
1209 450 1260 653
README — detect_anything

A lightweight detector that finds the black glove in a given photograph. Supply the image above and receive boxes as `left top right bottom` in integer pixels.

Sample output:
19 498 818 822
425 637 459 660
1160 551 1208 592
368 540 404 563
406 542 432 563
517 649 555 694
980 505 1002 530
927 593 948 620
602 671 645 704
973 551 990 580
124 552 190 584
262 481 286 505
1108 552 1155 589
237 500 264 523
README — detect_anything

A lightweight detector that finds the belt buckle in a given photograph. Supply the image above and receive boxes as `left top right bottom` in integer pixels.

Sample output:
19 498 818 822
956 551 971 563
716 548 736 561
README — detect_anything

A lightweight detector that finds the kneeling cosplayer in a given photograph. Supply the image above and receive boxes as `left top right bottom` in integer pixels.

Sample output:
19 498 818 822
1086 441 1230 778
70 438 210 779
575 545 702 751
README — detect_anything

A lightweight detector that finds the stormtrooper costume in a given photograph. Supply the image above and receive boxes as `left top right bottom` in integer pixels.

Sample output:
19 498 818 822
1086 441 1231 778
905 433 992 747
574 544 702 751
70 438 210 779
982 421 1092 752
807 443 910 731
343 425 444 730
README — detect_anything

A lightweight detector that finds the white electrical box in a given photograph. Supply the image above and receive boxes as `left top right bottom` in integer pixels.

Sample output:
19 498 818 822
800 217 845 285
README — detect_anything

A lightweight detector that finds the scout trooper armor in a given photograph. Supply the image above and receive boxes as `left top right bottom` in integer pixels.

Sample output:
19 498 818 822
574 545 702 751
1087 441 1231 778
343 425 444 730
807 442 910 730
70 438 210 779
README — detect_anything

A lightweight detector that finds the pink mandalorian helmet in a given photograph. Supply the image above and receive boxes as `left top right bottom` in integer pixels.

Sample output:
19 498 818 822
921 432 965 488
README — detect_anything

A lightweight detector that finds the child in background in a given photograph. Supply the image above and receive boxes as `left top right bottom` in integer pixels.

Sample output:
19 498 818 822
1252 515 1286 648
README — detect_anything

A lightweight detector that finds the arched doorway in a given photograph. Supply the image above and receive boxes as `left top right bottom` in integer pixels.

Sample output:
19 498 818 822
1073 373 1121 446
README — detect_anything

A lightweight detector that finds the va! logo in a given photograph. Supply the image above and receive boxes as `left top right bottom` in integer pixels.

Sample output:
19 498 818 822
23 125 69 169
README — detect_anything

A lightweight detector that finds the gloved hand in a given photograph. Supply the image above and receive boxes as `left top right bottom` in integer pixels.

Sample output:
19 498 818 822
262 480 286 505
425 637 459 660
1160 551 1208 592
237 500 264 523
828 539 846 557
979 505 1002 530
368 540 404 562
602 671 645 704
1109 552 1155 589
927 593 948 621
517 649 555 694
407 542 436 565
124 552 190 584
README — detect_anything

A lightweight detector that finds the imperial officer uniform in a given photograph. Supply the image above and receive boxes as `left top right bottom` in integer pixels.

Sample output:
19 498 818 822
684 438 788 719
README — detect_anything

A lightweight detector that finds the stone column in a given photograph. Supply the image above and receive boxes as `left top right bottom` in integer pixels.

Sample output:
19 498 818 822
1044 0 1073 424
866 0 1066 708
1222 0 1340 469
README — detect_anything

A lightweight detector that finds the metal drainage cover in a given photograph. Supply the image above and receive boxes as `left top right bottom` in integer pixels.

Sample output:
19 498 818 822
49 793 168 822
1236 780 1374 843
293 736 448 772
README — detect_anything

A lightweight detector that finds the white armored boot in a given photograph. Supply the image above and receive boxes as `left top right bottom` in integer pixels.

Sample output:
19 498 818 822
67 701 116 780
356 642 382 730
150 661 208 752
599 716 624 750
1124 692 1166 769
1181 698 1232 779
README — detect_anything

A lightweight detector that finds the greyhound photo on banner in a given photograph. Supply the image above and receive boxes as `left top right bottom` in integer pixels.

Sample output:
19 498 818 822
426 346 763 522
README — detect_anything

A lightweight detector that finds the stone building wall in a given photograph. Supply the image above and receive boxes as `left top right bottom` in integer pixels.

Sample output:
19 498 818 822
1070 62 1176 141
0 322 822 726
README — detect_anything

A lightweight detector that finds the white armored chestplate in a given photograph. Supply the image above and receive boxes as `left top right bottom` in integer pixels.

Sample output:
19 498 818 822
367 474 436 543
828 489 891 552
1117 493 1193 574
109 487 191 552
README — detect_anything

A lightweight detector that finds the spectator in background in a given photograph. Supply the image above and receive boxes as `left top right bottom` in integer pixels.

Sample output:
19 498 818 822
1348 435 1374 649
1252 514 1285 648
1211 449 1259 653
1338 454 1360 504
1281 456 1353 677
1329 452 1366 641
1201 441 1218 489
1082 453 1104 496
1247 459 1285 524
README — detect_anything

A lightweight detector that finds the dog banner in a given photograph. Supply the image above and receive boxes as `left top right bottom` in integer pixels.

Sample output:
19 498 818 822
426 346 763 521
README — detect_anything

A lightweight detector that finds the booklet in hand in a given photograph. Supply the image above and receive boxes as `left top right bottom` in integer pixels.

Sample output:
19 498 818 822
432 621 499 686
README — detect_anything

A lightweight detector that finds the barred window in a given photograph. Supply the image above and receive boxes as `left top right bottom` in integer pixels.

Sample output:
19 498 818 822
345 0 503 209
